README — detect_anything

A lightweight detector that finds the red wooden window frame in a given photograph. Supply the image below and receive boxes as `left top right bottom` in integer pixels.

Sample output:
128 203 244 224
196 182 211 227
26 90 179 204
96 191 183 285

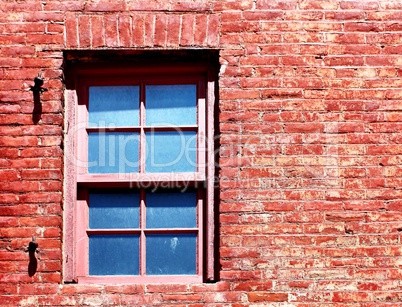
64 63 216 283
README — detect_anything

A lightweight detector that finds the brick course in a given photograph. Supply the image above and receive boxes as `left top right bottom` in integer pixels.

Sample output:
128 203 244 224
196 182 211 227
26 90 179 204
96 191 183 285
1 0 402 305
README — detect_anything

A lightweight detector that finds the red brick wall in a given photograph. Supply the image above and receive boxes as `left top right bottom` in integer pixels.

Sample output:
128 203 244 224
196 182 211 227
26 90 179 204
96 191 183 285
2 0 402 305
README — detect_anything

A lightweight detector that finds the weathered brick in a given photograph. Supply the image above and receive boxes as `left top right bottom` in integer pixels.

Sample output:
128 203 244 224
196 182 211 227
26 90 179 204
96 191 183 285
257 0 297 10
91 15 105 48
180 14 194 46
153 13 167 47
78 15 91 48
132 13 145 46
118 14 131 47
143 14 155 47
166 14 180 48
248 292 289 302
104 14 119 48
86 0 125 12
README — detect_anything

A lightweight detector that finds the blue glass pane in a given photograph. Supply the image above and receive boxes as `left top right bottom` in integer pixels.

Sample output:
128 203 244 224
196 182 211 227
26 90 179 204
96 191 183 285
89 86 139 127
146 85 196 126
89 234 139 275
146 191 196 228
88 132 139 173
145 131 196 172
89 191 139 229
146 234 196 275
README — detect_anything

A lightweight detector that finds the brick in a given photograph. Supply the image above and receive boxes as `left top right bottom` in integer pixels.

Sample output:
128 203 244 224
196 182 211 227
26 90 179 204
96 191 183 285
284 123 324 133
78 15 91 48
166 14 180 48
0 181 39 193
0 296 25 306
162 294 203 302
0 228 40 239
2 46 35 57
0 136 38 147
132 14 145 46
180 14 194 46
126 0 165 11
332 292 370 302
248 292 288 302
147 284 188 293
25 34 64 46
19 284 59 295
221 21 259 34
44 1 85 11
326 33 365 43
1 22 45 33
194 14 207 46
144 14 155 47
91 16 105 48
326 10 365 20
213 0 254 11
118 14 131 47
22 11 64 23
153 13 167 47
257 0 297 10
104 15 118 47
173 1 211 12
0 35 25 45
21 58 63 68
19 192 62 204
340 1 378 10
20 169 62 180
61 284 104 295
19 147 62 158
104 284 145 294
86 0 125 11
285 11 325 21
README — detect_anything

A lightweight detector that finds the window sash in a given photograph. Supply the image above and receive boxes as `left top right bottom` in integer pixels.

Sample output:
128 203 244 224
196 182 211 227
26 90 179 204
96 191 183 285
76 188 204 281
76 77 206 179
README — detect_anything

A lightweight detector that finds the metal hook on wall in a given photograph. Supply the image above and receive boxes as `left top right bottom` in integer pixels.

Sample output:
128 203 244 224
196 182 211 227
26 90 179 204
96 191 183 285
28 73 47 124
26 236 39 254
26 236 39 277
29 73 47 94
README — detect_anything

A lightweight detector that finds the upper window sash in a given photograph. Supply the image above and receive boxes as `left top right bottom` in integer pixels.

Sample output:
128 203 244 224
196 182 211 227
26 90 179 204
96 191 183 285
75 74 207 182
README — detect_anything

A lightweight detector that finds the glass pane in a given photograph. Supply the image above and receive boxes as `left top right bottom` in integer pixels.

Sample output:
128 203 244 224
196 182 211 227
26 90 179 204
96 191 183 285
146 234 196 275
89 191 140 229
88 86 139 127
146 85 196 126
88 132 139 173
89 234 139 275
145 131 196 172
146 190 196 228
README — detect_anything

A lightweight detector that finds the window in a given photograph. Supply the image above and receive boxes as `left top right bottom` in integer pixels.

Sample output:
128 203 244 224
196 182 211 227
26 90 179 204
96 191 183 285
64 54 217 283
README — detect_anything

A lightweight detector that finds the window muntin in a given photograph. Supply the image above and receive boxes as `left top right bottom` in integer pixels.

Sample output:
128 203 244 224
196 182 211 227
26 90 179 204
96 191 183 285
74 72 208 283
